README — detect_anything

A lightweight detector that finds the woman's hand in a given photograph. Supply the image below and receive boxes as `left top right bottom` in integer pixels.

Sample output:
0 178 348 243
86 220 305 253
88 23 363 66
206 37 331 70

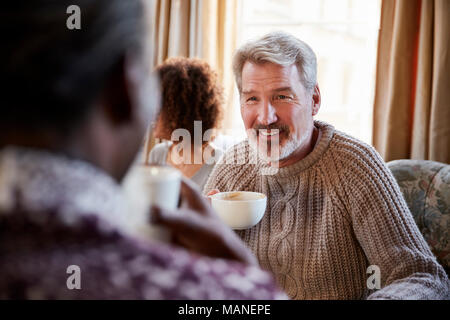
149 179 257 266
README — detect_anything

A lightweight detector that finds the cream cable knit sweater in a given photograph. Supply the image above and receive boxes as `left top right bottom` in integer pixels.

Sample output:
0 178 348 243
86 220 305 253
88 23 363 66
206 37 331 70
204 121 450 300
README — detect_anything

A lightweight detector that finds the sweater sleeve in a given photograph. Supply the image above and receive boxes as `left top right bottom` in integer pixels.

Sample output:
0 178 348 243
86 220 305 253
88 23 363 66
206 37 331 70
341 142 450 300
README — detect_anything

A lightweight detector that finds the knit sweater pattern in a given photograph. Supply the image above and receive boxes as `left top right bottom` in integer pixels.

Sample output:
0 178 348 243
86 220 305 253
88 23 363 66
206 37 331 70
204 121 450 299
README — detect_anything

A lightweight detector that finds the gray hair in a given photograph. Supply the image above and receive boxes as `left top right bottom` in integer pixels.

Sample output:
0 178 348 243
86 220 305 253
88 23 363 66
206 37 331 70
233 31 317 93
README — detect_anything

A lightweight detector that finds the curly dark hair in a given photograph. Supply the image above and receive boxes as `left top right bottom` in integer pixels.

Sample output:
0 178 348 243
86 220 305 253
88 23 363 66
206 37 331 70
154 57 223 142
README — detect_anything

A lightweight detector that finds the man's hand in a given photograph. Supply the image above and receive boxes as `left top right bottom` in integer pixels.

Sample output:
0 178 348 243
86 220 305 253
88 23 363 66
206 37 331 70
150 179 257 265
207 189 220 196
206 189 220 204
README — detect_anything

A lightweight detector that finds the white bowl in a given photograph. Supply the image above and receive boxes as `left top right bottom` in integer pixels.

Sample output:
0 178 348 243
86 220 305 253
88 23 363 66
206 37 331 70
210 191 267 230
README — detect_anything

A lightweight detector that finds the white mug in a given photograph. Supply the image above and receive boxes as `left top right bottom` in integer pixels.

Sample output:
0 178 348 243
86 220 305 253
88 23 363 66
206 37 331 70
130 165 181 242
210 191 267 230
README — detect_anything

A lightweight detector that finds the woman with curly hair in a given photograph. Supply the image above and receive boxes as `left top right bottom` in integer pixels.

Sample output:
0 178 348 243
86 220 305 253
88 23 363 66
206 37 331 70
149 57 225 190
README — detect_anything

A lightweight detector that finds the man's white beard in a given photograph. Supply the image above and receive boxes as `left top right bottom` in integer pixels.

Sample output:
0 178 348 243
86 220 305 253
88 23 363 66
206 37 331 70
249 134 303 163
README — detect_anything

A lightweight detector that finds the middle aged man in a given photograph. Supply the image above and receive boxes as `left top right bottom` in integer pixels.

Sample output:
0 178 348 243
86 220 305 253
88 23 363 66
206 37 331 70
204 32 450 300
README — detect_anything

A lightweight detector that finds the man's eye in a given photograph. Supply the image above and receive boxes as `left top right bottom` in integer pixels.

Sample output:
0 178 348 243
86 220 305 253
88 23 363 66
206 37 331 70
276 95 291 100
247 97 257 102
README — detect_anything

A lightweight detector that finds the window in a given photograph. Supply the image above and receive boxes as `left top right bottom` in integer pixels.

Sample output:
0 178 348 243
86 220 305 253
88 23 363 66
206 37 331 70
230 0 381 144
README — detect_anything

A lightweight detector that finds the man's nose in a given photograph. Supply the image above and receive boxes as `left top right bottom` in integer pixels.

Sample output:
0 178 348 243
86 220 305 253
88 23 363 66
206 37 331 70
257 100 278 125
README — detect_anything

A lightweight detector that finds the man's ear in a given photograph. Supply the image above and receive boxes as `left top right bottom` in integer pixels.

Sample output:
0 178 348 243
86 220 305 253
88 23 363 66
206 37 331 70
312 84 321 116
100 56 133 126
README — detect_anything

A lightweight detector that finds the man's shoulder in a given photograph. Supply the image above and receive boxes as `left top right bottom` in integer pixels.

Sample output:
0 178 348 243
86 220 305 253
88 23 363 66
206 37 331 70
0 207 260 299
326 128 394 192
8 211 284 299
213 139 262 172
329 129 384 167
204 140 261 193
219 139 253 163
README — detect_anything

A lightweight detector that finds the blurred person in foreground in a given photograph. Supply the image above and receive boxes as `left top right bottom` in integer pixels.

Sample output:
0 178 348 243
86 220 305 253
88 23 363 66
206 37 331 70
149 58 225 191
0 0 286 300
205 32 450 299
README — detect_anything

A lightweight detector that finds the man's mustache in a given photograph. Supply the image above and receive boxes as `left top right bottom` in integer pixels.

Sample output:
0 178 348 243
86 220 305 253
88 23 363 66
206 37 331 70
251 124 290 135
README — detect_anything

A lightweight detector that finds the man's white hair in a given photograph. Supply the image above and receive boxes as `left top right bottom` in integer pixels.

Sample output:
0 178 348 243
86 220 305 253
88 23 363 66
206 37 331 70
233 31 317 93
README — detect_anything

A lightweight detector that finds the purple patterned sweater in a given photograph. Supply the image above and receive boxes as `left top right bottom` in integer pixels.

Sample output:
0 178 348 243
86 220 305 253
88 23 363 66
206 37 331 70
0 147 287 300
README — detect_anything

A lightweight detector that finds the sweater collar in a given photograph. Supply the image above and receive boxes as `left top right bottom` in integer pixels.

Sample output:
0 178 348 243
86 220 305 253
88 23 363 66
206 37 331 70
257 120 335 178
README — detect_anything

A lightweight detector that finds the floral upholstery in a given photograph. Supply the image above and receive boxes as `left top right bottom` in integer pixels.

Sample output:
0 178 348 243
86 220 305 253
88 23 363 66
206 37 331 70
387 160 449 274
